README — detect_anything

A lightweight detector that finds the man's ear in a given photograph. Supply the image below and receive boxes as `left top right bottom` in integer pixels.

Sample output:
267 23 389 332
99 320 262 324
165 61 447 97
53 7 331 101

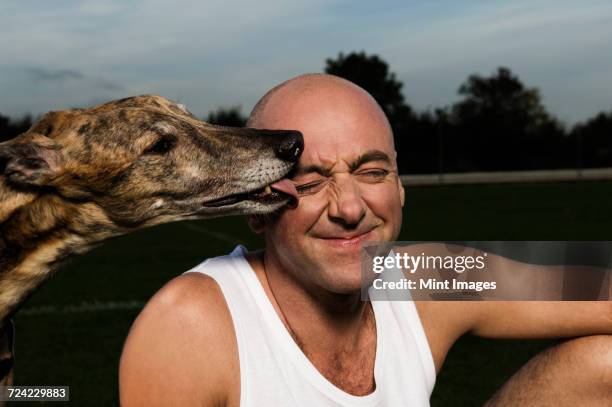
398 175 405 207
246 215 266 234
0 133 64 187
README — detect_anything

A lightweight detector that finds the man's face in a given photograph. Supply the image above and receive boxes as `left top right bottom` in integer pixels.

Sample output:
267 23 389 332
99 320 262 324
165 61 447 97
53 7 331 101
255 83 405 293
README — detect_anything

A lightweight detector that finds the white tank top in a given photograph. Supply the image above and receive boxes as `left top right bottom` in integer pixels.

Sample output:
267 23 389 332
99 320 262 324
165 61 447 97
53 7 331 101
184 245 436 406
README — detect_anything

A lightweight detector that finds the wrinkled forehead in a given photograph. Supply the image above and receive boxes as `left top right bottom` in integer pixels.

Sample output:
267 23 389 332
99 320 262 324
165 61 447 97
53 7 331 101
256 85 395 168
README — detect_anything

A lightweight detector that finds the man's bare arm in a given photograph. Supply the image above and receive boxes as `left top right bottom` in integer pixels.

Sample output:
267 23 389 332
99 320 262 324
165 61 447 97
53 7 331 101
467 250 612 338
414 247 612 371
119 273 238 407
470 301 612 338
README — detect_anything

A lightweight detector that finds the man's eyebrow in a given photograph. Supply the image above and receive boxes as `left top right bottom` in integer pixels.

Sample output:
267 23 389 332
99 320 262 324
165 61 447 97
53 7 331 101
349 149 391 171
293 149 391 177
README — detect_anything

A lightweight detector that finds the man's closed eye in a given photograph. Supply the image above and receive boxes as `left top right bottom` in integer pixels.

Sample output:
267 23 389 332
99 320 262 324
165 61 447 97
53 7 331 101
295 179 327 195
356 169 390 182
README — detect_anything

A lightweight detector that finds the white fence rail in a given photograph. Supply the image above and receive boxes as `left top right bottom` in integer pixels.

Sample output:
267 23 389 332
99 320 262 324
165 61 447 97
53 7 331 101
400 168 612 186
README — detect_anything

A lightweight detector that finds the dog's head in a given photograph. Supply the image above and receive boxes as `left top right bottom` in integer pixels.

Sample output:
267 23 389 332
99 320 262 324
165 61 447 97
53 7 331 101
0 95 303 227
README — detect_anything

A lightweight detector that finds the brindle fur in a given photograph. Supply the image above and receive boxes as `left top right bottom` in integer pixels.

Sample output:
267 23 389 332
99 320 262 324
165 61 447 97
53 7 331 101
0 95 302 386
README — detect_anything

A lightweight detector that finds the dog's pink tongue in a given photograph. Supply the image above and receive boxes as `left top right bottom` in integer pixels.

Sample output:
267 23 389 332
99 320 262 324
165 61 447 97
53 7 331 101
270 179 299 208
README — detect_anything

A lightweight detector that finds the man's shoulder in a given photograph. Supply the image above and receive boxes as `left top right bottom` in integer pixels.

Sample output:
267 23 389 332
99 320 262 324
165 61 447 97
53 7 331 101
134 271 235 342
152 271 230 315
119 272 239 406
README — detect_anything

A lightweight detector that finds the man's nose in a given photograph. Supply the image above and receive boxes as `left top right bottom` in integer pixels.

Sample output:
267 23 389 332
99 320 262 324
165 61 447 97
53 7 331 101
327 176 366 227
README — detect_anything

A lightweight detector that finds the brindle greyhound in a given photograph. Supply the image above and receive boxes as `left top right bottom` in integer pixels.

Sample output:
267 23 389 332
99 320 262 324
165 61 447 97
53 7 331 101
0 95 302 387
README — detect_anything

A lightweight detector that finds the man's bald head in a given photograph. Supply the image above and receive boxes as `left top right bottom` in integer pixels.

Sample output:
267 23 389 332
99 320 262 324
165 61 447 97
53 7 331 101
246 73 405 293
247 73 395 153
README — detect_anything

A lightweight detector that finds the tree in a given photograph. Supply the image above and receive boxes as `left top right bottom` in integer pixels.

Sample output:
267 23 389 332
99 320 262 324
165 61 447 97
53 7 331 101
455 67 553 129
0 114 9 141
571 111 612 168
0 113 33 142
450 67 568 171
205 107 246 127
325 51 413 122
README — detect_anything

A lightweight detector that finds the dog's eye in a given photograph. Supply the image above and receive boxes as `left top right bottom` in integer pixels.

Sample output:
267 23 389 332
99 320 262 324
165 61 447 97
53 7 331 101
144 136 175 155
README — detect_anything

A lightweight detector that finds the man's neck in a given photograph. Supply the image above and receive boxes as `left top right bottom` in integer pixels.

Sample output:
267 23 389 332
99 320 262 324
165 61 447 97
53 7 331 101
245 249 378 396
245 249 374 354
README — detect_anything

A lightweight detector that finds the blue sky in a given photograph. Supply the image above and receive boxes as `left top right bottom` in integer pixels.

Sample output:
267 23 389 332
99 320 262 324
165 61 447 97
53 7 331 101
1 0 611 125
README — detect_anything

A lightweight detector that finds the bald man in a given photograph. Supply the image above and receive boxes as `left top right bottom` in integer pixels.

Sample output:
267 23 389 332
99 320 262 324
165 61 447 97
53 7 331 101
119 74 612 406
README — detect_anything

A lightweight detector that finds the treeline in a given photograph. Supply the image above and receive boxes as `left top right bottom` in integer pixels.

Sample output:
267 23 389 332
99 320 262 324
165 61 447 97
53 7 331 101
206 52 612 174
3 52 611 174
332 53 612 173
324 52 612 174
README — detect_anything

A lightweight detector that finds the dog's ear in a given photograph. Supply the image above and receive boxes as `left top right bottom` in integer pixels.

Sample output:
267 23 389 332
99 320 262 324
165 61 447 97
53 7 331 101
0 133 64 187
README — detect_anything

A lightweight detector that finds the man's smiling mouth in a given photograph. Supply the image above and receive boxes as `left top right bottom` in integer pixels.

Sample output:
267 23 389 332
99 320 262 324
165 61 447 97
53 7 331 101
315 227 377 247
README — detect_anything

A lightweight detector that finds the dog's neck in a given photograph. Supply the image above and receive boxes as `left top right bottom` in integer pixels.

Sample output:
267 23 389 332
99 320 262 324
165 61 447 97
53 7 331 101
0 178 116 323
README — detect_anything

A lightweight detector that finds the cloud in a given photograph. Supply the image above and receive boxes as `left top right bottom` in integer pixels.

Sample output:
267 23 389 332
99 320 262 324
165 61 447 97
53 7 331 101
374 0 612 123
0 0 611 124
94 79 125 91
0 0 338 116
23 66 124 90
25 67 83 81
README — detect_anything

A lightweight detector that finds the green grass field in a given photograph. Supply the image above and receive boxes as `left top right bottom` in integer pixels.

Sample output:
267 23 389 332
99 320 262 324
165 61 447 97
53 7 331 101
9 181 612 406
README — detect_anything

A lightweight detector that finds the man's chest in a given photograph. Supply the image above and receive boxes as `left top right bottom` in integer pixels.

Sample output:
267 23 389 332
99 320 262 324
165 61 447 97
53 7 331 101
300 319 378 396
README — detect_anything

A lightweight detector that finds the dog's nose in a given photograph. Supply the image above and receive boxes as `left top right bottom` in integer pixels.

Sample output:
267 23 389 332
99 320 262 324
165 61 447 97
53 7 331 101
276 131 304 162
